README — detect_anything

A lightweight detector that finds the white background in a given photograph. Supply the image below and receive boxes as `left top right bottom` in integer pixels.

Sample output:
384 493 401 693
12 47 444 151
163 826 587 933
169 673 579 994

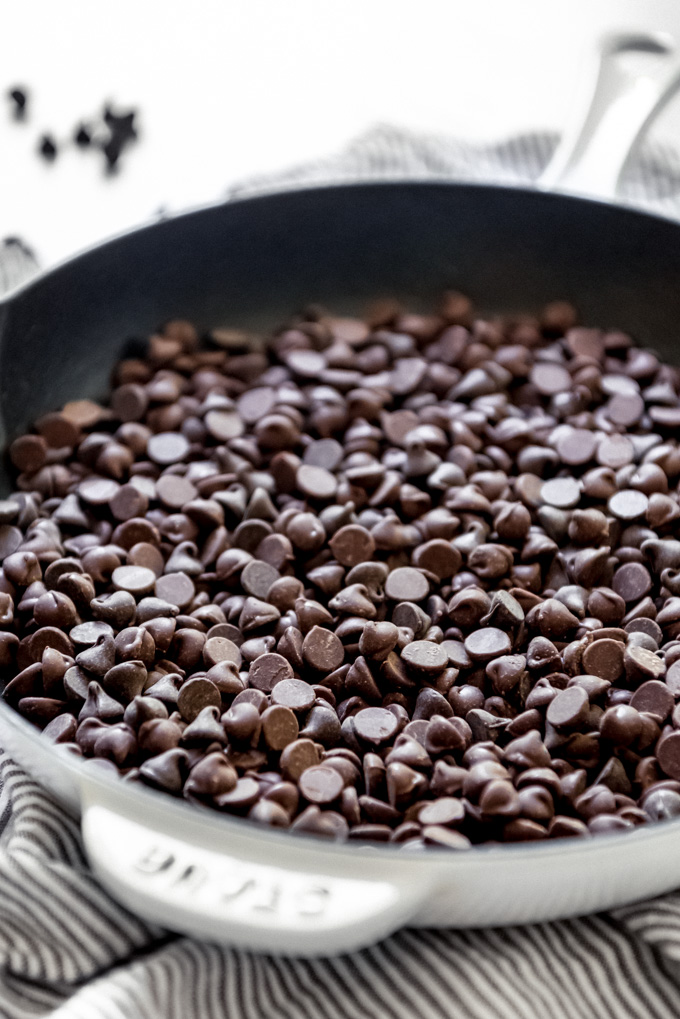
2 0 680 267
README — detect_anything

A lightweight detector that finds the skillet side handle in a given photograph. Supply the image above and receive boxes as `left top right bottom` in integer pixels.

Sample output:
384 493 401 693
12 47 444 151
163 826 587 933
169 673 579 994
539 31 680 201
80 794 430 956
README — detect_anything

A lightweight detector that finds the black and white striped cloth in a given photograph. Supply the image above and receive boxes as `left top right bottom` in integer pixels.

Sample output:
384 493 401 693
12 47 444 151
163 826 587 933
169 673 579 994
4 128 680 1019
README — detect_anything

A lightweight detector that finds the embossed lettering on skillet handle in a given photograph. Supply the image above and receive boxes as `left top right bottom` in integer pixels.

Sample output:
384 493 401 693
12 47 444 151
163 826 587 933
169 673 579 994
80 797 431 956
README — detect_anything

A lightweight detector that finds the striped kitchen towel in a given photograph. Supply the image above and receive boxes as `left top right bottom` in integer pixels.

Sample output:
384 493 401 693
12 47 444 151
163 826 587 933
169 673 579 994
227 123 680 216
3 126 680 1019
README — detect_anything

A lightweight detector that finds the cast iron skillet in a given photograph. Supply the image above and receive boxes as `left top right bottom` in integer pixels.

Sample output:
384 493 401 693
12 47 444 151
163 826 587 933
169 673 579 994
1 33 680 956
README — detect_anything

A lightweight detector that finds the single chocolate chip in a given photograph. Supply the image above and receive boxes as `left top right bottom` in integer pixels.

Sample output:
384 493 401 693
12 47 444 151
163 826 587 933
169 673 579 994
600 705 642 747
556 429 598 466
9 435 48 473
327 524 375 568
8 87 28 118
302 626 344 671
271 678 316 713
90 590 137 629
147 432 190 465
530 362 571 395
103 661 148 702
625 617 663 642
401 640 448 674
239 596 281 632
386 761 428 807
300 704 342 746
248 652 294 692
154 572 195 610
79 681 124 722
261 705 299 751
385 567 429 602
298 765 344 804
204 409 244 442
177 677 221 722
109 484 149 521
607 392 644 426
418 797 465 827
139 748 189 793
546 686 590 730
658 732 680 781
214 777 261 812
112 565 156 596
296 464 338 500
240 560 279 599
42 714 78 744
155 474 197 509
38 134 58 161
78 477 120 505
608 489 649 521
464 627 512 661
354 707 399 746
613 563 652 602
581 638 624 682
280 738 322 781
184 753 237 798
630 680 674 721
541 477 581 509
624 644 666 682
643 787 680 822
180 704 227 746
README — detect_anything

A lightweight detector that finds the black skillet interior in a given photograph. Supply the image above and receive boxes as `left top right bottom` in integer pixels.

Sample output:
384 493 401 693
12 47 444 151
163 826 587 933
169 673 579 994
0 181 679 492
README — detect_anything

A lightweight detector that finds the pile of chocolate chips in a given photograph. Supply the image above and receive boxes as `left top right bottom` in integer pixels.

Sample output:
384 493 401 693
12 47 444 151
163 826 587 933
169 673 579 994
4 295 680 848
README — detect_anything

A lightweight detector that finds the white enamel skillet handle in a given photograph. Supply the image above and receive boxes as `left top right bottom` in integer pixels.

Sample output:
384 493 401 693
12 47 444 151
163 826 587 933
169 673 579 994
76 32 680 959
539 30 680 200
79 775 431 956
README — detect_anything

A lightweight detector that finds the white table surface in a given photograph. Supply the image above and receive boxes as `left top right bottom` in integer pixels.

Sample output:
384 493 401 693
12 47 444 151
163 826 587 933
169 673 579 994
2 0 680 268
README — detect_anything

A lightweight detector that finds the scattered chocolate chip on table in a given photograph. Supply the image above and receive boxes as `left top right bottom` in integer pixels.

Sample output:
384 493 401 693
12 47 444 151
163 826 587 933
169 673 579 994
38 133 57 161
7 86 28 120
4 294 680 847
